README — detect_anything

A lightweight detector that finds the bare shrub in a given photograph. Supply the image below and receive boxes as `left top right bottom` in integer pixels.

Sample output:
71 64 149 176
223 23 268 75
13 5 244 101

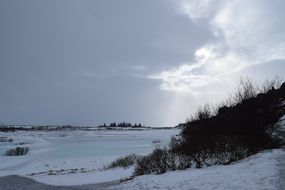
105 154 141 169
232 76 257 104
208 137 250 165
15 142 27 145
133 148 193 176
0 137 13 143
190 104 213 122
175 153 193 170
259 76 283 93
230 76 283 105
152 139 161 144
5 147 29 156
134 148 171 175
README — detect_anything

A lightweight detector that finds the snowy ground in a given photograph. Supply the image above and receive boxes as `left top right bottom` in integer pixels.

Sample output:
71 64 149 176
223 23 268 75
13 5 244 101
111 149 285 190
0 148 283 190
0 128 179 185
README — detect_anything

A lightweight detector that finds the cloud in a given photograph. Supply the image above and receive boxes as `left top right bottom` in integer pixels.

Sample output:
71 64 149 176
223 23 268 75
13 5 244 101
152 0 285 94
179 0 217 21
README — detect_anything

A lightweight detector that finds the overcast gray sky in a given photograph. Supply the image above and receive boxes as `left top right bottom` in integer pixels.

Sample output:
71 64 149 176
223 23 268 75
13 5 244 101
0 0 284 126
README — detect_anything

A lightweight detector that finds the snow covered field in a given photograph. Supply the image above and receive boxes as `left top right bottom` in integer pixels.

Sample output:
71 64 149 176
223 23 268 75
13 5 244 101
0 121 284 190
0 128 179 185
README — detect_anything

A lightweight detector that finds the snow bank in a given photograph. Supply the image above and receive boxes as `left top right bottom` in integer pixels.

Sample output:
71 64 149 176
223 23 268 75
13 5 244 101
32 167 133 186
114 149 284 190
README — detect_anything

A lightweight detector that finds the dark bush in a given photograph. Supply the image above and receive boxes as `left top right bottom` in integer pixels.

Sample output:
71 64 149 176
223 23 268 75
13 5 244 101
175 78 285 167
152 139 161 144
5 147 30 156
133 148 193 176
105 154 141 169
0 137 13 142
134 148 170 175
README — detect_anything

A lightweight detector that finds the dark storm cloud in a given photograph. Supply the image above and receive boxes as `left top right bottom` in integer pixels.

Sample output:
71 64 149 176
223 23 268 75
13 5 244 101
0 0 212 126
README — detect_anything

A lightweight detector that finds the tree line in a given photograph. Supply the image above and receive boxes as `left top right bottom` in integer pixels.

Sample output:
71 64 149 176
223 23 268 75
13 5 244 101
98 122 143 128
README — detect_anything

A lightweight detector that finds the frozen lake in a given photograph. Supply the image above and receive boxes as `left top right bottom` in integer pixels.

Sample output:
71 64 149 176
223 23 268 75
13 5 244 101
0 128 180 185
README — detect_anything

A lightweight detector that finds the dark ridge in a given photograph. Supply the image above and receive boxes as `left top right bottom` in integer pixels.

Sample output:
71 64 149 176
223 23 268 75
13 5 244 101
176 82 285 157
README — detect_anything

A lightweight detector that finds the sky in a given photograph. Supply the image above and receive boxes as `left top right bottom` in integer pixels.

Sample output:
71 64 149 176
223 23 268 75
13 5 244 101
0 0 284 127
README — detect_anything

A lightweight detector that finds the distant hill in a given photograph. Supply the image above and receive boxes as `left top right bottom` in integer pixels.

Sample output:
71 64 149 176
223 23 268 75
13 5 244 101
175 78 285 162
